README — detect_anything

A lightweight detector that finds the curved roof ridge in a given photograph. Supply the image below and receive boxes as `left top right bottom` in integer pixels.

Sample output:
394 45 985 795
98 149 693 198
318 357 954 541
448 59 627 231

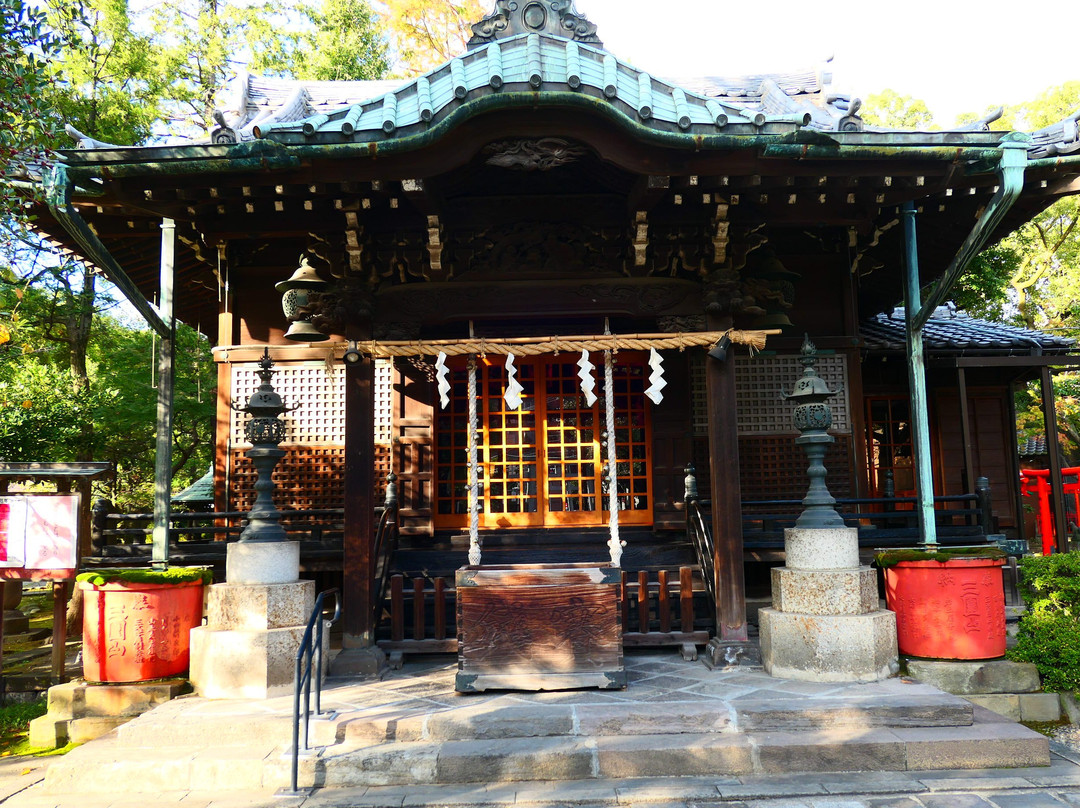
252 32 824 143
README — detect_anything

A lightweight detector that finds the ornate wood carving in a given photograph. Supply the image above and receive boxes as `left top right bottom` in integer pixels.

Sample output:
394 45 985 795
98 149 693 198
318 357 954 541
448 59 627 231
375 279 699 322
484 138 589 171
455 220 612 279
468 1 602 48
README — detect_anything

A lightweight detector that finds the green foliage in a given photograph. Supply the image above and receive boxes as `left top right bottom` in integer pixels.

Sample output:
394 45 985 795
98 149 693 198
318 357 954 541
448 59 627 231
382 0 483 76
1008 552 1080 692
874 547 1006 568
148 0 388 134
861 89 936 130
0 0 61 220
43 0 166 146
249 0 389 82
0 698 47 738
76 566 213 585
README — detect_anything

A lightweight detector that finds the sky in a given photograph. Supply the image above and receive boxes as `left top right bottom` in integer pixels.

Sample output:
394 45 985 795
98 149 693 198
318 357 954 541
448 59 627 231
573 0 1080 127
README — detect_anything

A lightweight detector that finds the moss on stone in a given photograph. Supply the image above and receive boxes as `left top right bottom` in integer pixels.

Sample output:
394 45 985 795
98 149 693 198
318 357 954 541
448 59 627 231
76 567 212 586
874 546 1007 568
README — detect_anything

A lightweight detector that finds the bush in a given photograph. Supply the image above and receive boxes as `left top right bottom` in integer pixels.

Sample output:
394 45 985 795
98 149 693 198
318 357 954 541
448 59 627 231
1007 551 1080 692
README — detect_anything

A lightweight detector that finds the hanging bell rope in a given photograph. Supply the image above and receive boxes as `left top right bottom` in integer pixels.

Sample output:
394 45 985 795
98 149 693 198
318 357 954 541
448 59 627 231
362 329 778 358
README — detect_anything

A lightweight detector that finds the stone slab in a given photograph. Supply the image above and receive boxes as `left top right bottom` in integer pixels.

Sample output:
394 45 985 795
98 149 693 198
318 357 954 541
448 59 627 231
784 526 859 571
435 736 595 783
895 718 1050 769
771 566 878 615
68 716 132 744
754 727 908 773
963 692 1058 723
759 608 899 682
906 659 1041 695
204 579 314 631
189 624 305 699
594 733 753 778
318 742 438 788
226 541 299 585
27 714 68 749
735 694 971 731
575 701 734 736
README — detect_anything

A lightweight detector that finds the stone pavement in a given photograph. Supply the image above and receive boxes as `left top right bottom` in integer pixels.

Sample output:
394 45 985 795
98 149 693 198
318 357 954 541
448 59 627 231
1 650 1077 807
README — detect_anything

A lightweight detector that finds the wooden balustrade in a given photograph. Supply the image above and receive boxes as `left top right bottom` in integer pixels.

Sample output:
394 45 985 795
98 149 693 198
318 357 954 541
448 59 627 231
375 565 708 667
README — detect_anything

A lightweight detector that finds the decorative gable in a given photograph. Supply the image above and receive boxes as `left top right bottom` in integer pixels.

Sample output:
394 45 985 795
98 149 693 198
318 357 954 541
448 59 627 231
468 0 601 48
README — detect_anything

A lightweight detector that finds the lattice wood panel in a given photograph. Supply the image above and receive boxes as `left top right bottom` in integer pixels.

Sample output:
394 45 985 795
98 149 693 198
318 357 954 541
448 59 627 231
228 444 392 513
691 352 851 436
229 359 392 445
226 357 393 514
738 435 853 504
230 362 346 445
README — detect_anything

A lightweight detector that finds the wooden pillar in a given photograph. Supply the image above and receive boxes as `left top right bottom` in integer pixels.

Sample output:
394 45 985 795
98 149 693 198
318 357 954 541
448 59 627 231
957 367 975 492
705 313 747 642
342 353 376 646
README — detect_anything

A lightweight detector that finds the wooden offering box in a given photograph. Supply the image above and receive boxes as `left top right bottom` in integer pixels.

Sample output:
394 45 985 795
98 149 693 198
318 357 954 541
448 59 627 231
455 563 626 692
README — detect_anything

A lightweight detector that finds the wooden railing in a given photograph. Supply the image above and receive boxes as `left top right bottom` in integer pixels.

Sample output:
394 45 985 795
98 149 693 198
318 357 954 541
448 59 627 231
375 564 707 666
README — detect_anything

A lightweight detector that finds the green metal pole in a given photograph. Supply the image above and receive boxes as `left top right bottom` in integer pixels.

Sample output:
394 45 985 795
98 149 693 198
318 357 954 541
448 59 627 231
152 218 176 568
901 202 938 547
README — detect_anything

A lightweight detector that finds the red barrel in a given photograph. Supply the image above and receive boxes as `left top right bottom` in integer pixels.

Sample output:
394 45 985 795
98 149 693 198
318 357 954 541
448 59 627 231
80 579 205 682
884 557 1006 660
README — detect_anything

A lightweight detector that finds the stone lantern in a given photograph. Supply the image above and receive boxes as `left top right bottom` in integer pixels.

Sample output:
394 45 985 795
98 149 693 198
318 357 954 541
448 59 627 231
233 348 296 542
276 254 330 342
782 335 844 529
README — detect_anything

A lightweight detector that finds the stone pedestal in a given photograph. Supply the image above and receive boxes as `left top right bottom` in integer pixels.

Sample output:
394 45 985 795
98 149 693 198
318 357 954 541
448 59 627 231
759 527 898 682
28 679 188 748
189 542 314 699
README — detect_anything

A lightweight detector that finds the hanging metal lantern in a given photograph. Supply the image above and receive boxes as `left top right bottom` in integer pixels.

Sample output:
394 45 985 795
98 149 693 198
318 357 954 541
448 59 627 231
275 255 330 342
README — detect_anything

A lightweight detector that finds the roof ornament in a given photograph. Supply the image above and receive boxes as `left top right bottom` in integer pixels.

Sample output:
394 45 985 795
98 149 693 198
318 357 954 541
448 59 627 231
484 137 588 170
468 1 602 49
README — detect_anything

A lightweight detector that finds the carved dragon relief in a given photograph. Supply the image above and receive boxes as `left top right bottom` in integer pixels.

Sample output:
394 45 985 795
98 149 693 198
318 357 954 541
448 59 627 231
484 138 589 171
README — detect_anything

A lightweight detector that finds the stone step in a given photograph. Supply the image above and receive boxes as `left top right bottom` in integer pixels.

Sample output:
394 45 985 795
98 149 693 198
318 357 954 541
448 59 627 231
314 710 1048 789
40 704 1049 794
340 693 972 744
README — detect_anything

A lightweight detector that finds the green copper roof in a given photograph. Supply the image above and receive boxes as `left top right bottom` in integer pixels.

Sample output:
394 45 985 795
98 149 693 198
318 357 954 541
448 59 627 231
253 33 813 146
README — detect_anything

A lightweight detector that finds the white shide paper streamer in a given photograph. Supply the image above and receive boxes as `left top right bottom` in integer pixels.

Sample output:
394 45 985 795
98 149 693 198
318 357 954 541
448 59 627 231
435 351 450 409
577 349 597 406
645 347 667 404
503 352 523 410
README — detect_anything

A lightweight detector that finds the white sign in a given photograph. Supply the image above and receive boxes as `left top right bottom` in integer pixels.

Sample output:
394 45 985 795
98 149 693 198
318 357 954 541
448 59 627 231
0 495 79 573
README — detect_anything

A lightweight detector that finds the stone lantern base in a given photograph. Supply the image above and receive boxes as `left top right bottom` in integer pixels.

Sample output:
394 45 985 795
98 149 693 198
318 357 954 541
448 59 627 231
759 527 899 683
189 542 314 699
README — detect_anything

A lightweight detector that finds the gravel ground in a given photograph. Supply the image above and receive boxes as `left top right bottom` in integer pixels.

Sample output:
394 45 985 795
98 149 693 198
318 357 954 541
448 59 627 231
1054 721 1080 753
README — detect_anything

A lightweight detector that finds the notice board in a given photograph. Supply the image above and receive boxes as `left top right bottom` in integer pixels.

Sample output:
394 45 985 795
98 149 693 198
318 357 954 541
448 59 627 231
0 493 79 579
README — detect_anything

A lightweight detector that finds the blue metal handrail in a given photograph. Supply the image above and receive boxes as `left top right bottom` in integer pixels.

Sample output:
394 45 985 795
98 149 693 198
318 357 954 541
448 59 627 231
290 587 341 794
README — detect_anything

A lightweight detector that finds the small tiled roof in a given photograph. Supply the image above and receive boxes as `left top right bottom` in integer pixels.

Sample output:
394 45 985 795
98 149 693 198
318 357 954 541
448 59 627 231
1019 435 1047 456
171 467 214 504
861 307 1076 353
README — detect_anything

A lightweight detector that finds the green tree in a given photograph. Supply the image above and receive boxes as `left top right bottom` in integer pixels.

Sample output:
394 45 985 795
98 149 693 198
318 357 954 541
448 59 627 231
43 0 165 146
0 0 61 221
382 0 483 76
249 0 389 82
149 0 388 135
953 82 1080 332
861 89 935 130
